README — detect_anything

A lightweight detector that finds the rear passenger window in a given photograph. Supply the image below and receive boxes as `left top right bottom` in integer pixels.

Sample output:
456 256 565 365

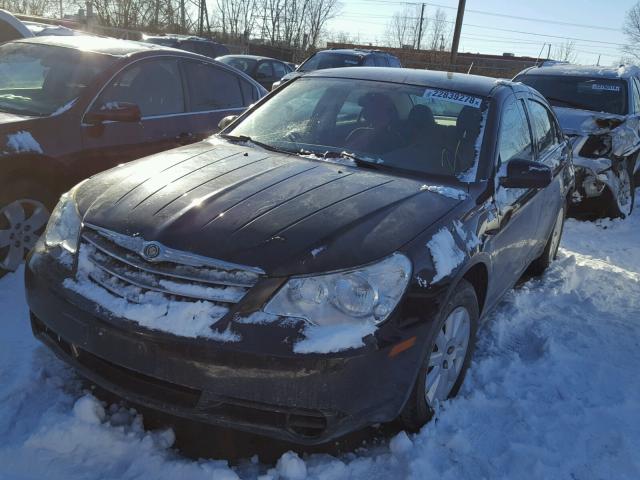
256 62 273 79
374 56 388 67
527 99 559 155
388 57 402 68
182 61 243 111
97 58 184 117
272 61 286 79
498 97 533 165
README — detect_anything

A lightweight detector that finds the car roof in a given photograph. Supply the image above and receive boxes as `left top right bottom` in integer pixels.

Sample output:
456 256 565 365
218 54 279 62
305 67 521 97
518 63 639 80
317 48 396 57
14 35 174 56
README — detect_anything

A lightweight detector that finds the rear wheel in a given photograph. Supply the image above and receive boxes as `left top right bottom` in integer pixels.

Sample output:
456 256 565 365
0 181 54 278
399 279 478 431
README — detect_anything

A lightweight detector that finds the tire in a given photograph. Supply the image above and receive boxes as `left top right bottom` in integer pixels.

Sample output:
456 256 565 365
0 179 55 279
529 201 566 277
607 158 635 219
399 279 479 432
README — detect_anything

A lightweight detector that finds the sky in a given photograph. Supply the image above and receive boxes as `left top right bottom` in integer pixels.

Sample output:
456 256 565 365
326 0 637 65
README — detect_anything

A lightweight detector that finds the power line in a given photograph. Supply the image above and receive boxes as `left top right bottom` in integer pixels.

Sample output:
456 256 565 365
349 0 620 32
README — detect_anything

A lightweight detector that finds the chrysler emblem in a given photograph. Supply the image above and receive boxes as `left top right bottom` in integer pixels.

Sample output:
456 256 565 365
142 242 161 260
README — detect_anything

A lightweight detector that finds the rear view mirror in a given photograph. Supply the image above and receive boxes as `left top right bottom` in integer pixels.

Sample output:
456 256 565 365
218 115 238 131
499 159 552 189
85 102 142 125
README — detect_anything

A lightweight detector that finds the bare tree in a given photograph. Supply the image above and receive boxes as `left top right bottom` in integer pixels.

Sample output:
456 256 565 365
624 1 640 60
385 4 421 49
426 7 448 51
553 40 578 63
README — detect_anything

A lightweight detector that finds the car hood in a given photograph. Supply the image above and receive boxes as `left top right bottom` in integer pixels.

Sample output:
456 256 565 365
77 140 466 276
553 106 640 157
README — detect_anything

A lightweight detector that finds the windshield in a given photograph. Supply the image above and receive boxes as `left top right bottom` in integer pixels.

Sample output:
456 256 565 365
298 52 362 72
0 43 115 116
517 74 628 115
218 57 257 74
227 77 488 180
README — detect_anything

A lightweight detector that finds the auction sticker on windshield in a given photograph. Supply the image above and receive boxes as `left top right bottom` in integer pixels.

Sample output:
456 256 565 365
423 88 482 108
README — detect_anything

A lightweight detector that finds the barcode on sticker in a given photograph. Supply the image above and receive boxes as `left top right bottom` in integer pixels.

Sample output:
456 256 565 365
423 89 482 108
592 84 621 92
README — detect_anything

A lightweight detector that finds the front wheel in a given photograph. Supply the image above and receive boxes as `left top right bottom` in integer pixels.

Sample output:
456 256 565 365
399 279 478 431
0 181 54 278
608 158 635 219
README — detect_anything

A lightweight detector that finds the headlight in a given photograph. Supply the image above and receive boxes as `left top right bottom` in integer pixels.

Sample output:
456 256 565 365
44 191 82 254
264 253 412 326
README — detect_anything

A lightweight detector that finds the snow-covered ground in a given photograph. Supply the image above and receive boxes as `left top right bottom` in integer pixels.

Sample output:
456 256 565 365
1 194 639 480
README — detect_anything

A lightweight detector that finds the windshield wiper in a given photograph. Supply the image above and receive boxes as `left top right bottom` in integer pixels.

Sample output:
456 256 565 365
322 150 385 170
218 133 295 155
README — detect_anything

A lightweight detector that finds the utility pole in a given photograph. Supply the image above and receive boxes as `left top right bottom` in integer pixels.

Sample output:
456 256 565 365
449 0 466 68
180 0 186 34
547 43 551 59
416 3 425 50
59 0 63 19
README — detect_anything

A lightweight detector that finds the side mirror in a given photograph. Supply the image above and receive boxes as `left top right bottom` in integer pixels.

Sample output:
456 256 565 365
499 158 552 189
85 102 141 125
218 115 238 131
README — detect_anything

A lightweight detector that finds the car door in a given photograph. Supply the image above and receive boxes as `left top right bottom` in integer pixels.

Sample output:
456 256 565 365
486 94 542 299
80 56 188 177
179 59 255 139
525 97 568 255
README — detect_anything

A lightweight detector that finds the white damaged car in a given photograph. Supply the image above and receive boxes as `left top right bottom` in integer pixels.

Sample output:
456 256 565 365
515 64 639 218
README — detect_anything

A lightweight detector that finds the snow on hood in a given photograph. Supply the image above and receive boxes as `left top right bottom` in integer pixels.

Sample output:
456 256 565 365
553 107 640 157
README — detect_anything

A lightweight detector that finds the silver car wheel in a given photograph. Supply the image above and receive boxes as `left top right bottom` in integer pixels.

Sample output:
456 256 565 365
0 199 49 271
615 166 632 217
425 306 471 405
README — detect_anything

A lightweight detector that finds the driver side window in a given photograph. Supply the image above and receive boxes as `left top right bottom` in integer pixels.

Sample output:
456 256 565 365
96 58 184 117
498 97 533 167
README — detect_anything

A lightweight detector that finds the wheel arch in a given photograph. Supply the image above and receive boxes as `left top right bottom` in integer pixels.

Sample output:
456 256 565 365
0 154 70 202
460 261 489 316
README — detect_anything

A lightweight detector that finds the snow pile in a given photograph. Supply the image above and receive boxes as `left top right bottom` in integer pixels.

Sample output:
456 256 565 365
6 131 44 154
1 193 640 479
293 322 377 354
63 246 239 341
420 184 468 200
427 227 466 282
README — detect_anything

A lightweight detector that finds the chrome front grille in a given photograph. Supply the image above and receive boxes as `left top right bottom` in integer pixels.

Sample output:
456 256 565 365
78 225 261 306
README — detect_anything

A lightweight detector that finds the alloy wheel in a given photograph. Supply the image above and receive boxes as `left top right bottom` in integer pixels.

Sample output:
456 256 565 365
426 306 471 405
615 166 632 217
0 199 49 271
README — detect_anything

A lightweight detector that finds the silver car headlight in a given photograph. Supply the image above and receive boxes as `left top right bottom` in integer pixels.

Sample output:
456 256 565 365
264 253 412 326
44 190 82 254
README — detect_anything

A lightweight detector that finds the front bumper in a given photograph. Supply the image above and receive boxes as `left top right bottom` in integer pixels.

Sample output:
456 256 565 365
25 250 427 445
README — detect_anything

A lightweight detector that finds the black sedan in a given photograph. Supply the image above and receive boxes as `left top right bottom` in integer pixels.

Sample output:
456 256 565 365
25 68 574 445
216 54 294 90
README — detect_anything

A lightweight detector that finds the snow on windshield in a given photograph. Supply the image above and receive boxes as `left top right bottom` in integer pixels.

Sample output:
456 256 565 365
1 193 640 478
